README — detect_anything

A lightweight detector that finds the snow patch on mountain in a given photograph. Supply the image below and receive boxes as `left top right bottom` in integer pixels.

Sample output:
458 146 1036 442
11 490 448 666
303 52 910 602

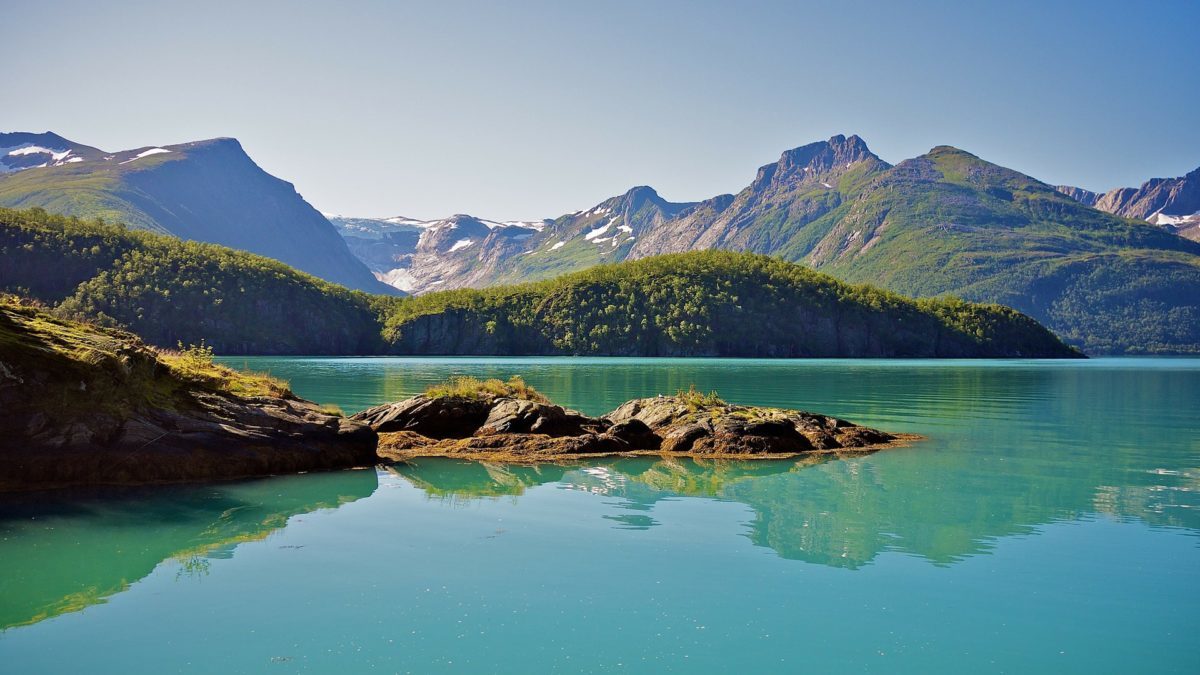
1149 210 1200 226
0 144 79 171
8 146 69 160
584 222 612 240
119 148 171 164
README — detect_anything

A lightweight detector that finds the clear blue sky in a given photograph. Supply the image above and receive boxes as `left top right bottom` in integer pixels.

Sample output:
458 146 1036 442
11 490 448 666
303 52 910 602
4 0 1198 220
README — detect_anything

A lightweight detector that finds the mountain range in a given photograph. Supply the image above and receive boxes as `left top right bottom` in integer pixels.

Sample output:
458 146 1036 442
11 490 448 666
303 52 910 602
1057 167 1200 241
0 132 395 294
3 129 1197 354
328 213 548 293
334 135 1200 353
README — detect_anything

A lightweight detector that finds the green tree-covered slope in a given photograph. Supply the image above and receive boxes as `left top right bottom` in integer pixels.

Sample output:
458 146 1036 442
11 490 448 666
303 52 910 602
1 207 1077 357
380 251 1079 358
0 208 383 354
802 147 1200 353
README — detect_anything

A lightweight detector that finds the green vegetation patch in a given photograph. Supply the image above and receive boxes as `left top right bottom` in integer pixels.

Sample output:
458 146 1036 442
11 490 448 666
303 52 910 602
0 296 290 423
424 375 550 403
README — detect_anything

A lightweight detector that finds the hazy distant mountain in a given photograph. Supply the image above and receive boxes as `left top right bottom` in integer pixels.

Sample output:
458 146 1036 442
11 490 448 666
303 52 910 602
0 132 396 294
338 135 1200 353
329 214 548 293
1058 166 1200 241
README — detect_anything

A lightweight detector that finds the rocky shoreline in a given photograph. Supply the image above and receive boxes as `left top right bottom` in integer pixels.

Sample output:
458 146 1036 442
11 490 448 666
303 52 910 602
354 389 915 463
0 300 377 491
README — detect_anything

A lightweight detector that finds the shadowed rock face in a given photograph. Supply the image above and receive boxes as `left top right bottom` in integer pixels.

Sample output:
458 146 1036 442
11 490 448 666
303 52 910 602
1 392 379 491
354 393 905 461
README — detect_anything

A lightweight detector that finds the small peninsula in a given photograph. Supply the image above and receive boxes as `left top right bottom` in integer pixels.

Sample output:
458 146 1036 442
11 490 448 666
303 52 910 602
0 298 377 491
355 377 915 462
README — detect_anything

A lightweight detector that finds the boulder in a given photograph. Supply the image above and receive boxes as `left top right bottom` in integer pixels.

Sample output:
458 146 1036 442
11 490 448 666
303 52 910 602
607 419 660 450
352 395 493 438
476 398 601 437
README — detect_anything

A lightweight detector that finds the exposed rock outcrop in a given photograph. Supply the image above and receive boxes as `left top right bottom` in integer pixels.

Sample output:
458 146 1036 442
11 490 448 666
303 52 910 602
356 392 911 462
0 301 378 491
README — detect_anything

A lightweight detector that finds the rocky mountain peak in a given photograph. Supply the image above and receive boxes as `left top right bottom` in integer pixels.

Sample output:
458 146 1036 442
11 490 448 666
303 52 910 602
1062 164 1200 240
623 185 661 204
752 134 881 189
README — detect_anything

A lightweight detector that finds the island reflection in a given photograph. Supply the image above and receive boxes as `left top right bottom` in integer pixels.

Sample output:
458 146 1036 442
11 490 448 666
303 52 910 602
388 446 1199 570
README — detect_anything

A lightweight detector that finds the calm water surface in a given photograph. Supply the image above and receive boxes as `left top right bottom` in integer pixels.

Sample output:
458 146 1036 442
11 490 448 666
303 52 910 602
1 357 1198 673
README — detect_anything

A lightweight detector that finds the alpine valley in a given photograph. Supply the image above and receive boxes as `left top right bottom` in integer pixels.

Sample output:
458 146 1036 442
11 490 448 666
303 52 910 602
332 135 1200 354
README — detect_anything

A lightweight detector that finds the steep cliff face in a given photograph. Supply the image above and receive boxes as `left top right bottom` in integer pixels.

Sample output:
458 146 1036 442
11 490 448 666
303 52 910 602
1054 185 1100 207
0 133 396 294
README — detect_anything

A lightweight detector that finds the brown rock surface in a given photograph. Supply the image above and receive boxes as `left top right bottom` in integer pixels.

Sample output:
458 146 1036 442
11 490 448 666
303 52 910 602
358 392 911 462
0 301 378 491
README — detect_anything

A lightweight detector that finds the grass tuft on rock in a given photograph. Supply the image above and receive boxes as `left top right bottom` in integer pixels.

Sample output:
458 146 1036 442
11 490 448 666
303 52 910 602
424 375 550 403
158 339 289 399
676 384 725 410
0 296 291 416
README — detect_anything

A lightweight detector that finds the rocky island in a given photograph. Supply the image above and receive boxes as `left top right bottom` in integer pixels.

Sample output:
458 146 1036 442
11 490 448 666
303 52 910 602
355 376 914 462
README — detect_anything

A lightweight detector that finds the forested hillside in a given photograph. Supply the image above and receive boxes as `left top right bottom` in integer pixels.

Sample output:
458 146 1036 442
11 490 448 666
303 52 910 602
1 208 1079 358
0 208 382 354
380 251 1079 358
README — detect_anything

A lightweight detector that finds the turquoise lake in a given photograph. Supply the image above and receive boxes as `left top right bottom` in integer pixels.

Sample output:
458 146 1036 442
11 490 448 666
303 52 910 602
1 357 1198 673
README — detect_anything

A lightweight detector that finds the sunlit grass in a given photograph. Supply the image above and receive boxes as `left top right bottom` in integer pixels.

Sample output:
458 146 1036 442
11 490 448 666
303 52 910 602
424 375 549 403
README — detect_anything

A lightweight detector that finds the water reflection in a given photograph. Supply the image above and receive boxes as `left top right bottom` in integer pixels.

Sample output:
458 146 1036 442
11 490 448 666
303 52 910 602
0 469 378 631
390 445 1200 570
8 358 1197 636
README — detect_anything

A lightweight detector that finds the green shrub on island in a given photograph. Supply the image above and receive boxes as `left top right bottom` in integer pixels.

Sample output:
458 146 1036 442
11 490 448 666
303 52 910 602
424 375 551 403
